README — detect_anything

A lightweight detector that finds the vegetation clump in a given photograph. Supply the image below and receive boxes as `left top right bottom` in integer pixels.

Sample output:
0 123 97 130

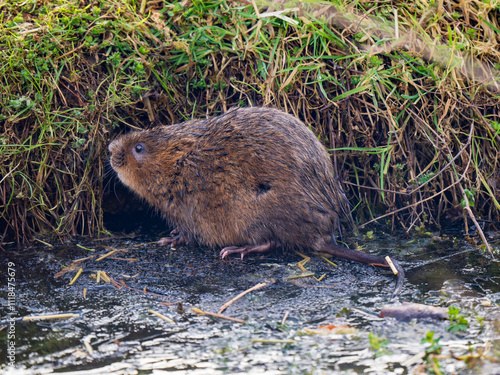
0 0 499 245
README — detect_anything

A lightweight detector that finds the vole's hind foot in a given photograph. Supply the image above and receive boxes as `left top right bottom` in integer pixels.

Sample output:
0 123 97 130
158 229 187 247
220 242 273 259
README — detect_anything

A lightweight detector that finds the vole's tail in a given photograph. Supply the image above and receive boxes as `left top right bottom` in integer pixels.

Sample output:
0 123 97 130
319 242 405 298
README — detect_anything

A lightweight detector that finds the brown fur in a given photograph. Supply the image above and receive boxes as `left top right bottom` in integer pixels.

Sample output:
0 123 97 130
109 107 404 296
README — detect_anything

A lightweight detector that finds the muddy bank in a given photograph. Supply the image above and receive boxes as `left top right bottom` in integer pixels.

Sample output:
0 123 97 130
1 233 499 374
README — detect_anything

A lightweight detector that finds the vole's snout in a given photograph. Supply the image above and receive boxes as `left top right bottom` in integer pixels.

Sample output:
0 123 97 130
108 138 125 169
108 139 119 155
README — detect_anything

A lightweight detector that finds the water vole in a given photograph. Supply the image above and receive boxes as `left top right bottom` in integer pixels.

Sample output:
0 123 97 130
109 107 404 296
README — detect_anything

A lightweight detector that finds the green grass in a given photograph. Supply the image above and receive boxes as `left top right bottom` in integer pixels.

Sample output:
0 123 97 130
1 0 499 244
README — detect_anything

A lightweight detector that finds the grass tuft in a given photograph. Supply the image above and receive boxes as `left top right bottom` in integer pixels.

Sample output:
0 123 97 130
1 0 499 245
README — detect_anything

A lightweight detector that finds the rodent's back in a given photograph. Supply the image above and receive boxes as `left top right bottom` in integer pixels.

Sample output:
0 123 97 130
109 107 349 249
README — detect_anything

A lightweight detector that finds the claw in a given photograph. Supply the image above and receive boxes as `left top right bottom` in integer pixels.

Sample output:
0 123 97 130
220 242 273 259
220 246 240 259
158 230 187 247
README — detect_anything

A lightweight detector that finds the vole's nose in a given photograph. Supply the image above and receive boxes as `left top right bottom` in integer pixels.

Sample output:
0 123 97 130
108 139 118 154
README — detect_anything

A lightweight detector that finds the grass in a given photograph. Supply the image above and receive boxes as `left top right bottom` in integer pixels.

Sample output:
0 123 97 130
0 0 499 245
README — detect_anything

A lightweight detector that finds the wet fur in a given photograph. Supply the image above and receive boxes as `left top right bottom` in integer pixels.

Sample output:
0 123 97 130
109 107 349 249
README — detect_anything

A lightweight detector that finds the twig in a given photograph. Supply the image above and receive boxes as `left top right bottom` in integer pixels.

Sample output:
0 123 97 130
251 0 260 17
55 43 85 60
343 180 410 195
149 309 175 323
0 162 20 185
68 268 83 285
286 273 315 279
34 238 53 247
140 0 148 14
281 311 290 326
96 249 121 261
191 307 245 323
83 341 93 355
219 282 268 314
385 256 398 275
23 313 80 321
460 186 494 258
143 96 155 123
319 255 338 267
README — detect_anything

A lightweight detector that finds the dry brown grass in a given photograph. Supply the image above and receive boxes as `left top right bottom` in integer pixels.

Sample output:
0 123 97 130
1 0 499 247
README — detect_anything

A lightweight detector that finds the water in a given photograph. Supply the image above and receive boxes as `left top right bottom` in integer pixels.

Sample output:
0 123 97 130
1 232 499 374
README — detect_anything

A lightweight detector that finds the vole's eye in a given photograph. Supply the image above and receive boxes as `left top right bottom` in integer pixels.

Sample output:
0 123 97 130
134 144 144 153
